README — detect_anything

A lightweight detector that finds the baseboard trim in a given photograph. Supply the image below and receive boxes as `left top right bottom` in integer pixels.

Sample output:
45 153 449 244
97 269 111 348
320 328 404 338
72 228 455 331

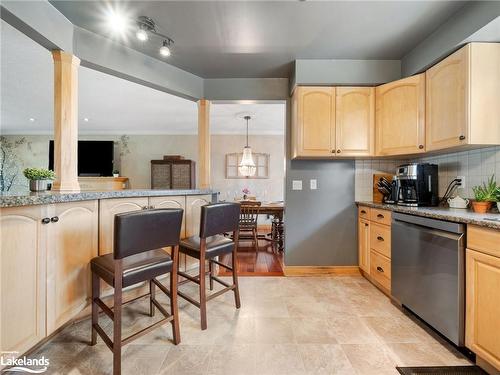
284 266 360 276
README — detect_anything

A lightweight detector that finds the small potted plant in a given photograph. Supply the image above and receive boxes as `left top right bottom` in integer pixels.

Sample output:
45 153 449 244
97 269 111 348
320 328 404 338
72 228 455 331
471 175 497 213
23 168 56 192
242 187 250 200
113 169 120 178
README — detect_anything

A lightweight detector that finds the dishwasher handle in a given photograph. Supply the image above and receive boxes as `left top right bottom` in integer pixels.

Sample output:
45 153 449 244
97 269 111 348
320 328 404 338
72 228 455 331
392 212 464 235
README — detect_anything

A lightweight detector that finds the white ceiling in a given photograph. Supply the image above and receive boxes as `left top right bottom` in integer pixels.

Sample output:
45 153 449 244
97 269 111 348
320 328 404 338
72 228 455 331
0 20 285 136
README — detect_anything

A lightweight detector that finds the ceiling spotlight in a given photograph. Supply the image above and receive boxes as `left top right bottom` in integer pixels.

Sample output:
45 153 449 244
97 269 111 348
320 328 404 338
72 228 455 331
83 118 89 122
136 28 148 41
107 10 128 34
29 118 35 122
159 40 171 57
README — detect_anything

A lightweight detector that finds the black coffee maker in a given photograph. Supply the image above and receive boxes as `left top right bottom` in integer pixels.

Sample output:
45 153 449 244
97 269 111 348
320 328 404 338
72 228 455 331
396 163 438 206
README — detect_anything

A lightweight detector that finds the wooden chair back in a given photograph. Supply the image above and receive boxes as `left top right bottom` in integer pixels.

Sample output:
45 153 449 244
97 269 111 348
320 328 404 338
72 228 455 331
239 201 261 228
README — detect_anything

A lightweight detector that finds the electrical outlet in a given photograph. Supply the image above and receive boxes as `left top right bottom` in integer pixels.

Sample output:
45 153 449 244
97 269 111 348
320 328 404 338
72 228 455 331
310 179 317 190
457 176 466 190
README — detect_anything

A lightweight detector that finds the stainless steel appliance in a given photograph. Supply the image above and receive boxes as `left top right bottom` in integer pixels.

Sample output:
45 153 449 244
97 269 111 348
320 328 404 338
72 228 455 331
396 163 438 206
392 212 465 346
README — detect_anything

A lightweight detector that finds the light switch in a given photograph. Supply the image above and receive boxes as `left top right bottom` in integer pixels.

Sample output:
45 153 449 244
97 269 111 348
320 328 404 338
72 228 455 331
310 179 317 190
292 180 302 190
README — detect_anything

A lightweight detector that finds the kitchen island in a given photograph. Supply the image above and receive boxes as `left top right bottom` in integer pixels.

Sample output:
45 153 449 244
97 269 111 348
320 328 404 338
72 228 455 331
0 189 217 358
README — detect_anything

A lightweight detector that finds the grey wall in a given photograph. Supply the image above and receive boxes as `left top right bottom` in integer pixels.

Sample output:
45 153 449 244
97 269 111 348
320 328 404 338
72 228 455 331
204 78 289 100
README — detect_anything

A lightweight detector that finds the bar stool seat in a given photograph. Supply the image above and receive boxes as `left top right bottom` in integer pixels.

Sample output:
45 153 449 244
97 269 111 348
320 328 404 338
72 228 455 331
180 235 233 259
91 249 173 288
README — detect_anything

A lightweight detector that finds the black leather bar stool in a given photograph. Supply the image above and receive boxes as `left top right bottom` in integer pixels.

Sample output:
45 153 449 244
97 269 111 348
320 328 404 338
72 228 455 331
90 208 183 375
177 202 241 330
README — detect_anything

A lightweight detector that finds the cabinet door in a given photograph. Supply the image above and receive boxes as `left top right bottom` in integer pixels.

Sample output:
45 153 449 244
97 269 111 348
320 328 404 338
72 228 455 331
185 195 212 272
358 218 370 274
46 201 98 334
99 197 149 255
426 45 469 151
466 249 500 371
376 74 426 156
336 87 375 156
0 206 46 355
293 86 335 158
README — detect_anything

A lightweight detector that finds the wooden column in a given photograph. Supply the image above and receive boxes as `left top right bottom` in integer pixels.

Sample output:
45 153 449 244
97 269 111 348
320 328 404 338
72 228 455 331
51 50 80 191
198 99 211 189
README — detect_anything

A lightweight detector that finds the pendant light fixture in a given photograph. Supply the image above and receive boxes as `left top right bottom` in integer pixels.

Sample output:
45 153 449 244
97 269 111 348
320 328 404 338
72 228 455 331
238 115 256 177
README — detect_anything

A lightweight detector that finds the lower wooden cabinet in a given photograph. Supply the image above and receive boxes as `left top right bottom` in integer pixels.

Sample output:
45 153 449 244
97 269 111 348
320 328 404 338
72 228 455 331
370 249 391 293
0 205 46 356
358 218 370 274
46 200 98 334
466 226 500 371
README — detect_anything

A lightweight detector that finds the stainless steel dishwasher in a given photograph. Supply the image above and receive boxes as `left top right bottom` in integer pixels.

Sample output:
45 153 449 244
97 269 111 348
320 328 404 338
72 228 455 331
392 212 465 346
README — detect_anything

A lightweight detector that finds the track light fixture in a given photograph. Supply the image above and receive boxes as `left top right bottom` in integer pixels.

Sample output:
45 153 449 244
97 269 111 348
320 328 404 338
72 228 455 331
135 16 174 57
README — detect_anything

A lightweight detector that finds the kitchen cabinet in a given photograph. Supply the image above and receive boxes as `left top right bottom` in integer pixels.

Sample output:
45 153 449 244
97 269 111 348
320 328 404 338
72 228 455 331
335 87 375 156
149 195 186 238
0 205 46 355
292 86 336 158
466 225 500 371
46 201 98 334
426 43 500 151
375 73 426 156
99 197 149 255
358 218 370 274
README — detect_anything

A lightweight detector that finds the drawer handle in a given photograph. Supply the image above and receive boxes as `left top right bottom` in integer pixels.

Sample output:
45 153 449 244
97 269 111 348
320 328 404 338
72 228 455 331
360 210 366 214
376 266 384 273
418 144 424 149
459 135 465 140
41 217 50 224
377 236 384 241
51 216 59 223
377 214 384 219
337 149 341 153
142 206 149 210
365 223 369 227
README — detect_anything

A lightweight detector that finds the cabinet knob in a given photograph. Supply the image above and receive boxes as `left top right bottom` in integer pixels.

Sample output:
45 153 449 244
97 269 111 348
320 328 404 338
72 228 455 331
376 266 384 273
142 206 149 210
41 217 50 224
360 210 366 214
459 135 465 140
50 216 59 223
418 145 424 149
377 236 384 241
337 149 341 153
149 205 155 209
331 149 335 154
377 214 384 219
364 223 369 227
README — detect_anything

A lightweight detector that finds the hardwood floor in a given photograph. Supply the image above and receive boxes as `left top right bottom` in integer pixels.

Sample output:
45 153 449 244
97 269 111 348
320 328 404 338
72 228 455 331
218 229 284 276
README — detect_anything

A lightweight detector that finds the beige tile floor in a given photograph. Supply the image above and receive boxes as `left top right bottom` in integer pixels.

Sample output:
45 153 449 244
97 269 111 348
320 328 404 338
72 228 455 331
24 276 470 375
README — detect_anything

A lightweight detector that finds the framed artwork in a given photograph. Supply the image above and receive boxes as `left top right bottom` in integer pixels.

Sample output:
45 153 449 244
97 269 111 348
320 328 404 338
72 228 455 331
225 152 270 179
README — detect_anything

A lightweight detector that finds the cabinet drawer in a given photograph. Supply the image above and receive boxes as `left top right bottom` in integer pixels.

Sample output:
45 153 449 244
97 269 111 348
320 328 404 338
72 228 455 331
468 225 500 257
370 223 391 258
370 208 391 226
358 206 370 219
370 250 391 292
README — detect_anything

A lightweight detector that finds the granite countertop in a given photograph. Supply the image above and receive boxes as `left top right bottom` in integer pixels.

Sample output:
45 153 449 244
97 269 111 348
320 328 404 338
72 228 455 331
356 201 500 230
0 189 217 208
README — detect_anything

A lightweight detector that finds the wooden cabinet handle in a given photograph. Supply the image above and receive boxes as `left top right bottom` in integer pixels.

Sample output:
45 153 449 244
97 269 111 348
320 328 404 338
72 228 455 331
337 149 341 153
50 216 59 223
377 236 384 241
364 223 369 227
142 206 149 210
459 135 465 140
331 149 335 153
377 214 384 219
149 205 155 209
418 145 424 149
41 217 50 224
376 266 384 273
360 210 366 214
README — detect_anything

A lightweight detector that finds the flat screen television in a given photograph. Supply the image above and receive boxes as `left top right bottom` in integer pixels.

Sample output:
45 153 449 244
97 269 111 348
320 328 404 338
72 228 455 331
49 140 114 177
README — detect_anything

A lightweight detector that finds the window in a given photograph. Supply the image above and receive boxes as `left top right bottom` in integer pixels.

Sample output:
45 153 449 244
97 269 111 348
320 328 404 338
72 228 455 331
225 152 269 179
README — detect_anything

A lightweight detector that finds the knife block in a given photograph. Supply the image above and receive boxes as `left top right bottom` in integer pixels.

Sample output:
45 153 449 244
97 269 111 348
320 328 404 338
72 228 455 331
373 173 393 203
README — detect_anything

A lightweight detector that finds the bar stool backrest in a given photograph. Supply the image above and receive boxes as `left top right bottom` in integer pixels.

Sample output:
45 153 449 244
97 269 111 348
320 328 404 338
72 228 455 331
113 208 184 259
199 202 241 239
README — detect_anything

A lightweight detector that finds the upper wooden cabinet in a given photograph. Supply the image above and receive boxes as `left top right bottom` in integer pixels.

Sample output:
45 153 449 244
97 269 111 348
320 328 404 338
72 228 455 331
375 73 426 156
426 43 500 151
292 86 336 158
292 86 375 158
336 87 375 156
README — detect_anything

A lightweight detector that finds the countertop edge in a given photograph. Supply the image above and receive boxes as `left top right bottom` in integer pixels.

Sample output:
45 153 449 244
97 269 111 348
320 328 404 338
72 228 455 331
1 189 218 208
356 201 500 230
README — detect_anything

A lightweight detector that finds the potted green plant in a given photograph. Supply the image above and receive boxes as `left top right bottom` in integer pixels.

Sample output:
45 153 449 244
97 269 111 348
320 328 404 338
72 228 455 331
471 175 497 213
23 168 56 192
113 169 120 178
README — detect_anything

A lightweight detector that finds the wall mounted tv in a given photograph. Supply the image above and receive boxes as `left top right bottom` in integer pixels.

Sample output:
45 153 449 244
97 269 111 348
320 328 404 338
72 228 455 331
49 140 114 177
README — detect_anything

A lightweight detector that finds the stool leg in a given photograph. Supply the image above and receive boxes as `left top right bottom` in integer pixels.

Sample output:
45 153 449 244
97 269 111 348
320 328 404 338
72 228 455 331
170 246 180 344
232 231 241 309
209 260 214 291
90 272 99 346
113 262 123 375
199 256 208 330
149 279 155 317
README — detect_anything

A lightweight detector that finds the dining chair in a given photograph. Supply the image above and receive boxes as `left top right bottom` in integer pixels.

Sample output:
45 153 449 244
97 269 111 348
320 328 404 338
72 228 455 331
89 208 183 375
239 201 261 252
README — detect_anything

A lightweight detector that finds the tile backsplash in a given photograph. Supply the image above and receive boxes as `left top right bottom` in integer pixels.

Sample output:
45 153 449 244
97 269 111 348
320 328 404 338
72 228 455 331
354 146 500 202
